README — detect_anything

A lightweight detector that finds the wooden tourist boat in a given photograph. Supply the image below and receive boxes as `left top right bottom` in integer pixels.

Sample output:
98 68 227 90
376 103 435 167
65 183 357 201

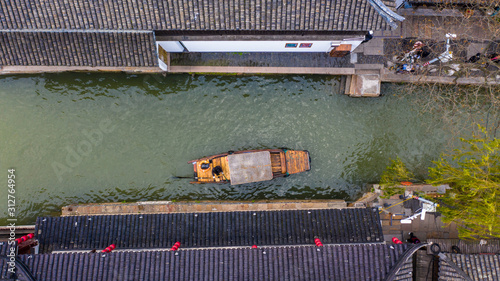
188 149 311 185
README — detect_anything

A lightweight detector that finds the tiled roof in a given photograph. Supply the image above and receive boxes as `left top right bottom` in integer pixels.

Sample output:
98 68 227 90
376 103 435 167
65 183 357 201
0 0 395 31
2 244 413 281
439 253 500 281
35 208 384 253
0 31 158 67
408 0 494 5
0 242 9 256
427 239 500 255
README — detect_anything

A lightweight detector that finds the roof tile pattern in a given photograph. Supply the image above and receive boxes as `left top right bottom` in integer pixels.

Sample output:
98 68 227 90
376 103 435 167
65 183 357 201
0 0 393 31
3 244 412 281
439 253 500 281
409 0 494 5
427 239 500 255
0 242 10 256
35 208 384 253
0 31 158 67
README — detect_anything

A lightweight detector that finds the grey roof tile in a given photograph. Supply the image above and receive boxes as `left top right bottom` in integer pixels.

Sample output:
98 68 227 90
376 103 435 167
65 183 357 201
35 208 384 253
0 242 10 256
1 244 413 281
0 30 158 67
427 239 500 255
1 0 395 31
439 253 500 281
409 0 491 4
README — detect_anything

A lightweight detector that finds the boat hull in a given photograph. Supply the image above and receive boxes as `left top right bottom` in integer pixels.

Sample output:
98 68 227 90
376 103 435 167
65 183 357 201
188 149 310 185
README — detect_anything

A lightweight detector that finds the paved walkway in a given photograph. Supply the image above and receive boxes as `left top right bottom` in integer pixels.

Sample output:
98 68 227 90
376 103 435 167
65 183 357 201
170 52 354 68
360 185 460 243
381 212 459 243
61 199 348 216
399 8 498 41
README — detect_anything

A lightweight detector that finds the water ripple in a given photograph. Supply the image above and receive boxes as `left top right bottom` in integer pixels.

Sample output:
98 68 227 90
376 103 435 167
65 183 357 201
0 73 472 224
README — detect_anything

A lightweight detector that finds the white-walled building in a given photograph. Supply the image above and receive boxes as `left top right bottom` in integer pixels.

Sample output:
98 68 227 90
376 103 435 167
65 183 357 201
0 0 403 70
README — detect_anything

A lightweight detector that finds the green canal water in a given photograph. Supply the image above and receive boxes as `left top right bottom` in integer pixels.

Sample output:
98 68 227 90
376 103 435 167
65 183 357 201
0 73 468 224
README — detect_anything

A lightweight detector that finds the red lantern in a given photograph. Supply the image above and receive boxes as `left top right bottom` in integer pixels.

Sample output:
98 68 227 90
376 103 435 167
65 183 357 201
392 237 403 244
170 241 181 251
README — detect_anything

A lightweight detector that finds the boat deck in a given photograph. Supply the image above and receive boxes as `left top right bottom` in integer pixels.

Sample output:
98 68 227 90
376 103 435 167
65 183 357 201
194 156 230 183
270 152 286 174
285 150 311 174
191 149 310 184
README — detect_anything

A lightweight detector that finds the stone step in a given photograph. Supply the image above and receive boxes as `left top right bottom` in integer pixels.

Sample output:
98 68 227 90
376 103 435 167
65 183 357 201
355 68 381 75
354 64 384 69
348 74 381 97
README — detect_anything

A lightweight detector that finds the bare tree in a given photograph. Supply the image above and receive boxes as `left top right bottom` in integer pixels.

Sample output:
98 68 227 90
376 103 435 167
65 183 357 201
386 3 500 138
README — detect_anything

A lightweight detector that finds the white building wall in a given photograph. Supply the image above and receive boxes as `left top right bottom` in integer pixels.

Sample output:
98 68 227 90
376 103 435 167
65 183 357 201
157 40 364 53
179 41 332 52
158 41 185 52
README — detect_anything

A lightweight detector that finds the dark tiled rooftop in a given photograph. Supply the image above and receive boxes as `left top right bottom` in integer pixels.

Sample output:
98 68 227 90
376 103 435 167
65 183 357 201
35 208 384 253
438 253 500 281
408 0 492 4
0 242 9 256
427 239 500 255
0 0 395 31
2 244 413 281
0 31 158 67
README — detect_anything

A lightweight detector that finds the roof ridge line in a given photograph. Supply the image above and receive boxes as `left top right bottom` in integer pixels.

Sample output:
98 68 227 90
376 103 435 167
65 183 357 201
384 243 428 281
49 242 389 254
438 253 474 281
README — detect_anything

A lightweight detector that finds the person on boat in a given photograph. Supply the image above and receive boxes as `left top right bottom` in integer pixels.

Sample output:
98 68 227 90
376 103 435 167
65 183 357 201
407 232 421 244
212 166 225 182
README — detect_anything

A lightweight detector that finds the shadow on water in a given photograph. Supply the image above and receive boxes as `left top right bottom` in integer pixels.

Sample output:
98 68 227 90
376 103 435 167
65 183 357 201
0 73 486 224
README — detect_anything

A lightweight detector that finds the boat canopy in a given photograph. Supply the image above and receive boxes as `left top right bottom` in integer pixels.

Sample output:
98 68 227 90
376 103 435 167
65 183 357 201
227 151 273 185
